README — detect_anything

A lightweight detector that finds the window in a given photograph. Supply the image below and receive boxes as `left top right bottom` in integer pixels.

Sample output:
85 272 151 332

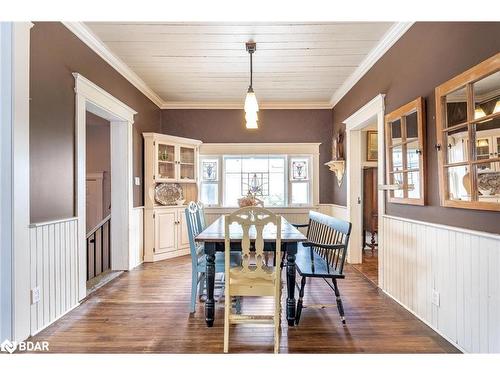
199 154 312 207
384 97 426 205
200 158 219 206
435 53 500 211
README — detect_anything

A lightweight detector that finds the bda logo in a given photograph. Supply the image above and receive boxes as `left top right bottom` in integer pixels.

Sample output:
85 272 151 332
1 339 17 354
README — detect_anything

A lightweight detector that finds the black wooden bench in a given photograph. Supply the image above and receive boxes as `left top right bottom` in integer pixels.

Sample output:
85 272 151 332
292 211 352 325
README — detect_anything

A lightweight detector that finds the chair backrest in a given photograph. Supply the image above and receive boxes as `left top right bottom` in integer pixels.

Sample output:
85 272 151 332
306 211 352 275
197 201 206 229
185 201 203 264
224 207 281 279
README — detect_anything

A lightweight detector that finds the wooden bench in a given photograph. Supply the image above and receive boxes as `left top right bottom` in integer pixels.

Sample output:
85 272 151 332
292 211 352 325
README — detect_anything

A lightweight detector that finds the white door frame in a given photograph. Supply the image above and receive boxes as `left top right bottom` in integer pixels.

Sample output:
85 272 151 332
0 22 32 342
74 73 137 300
343 94 385 283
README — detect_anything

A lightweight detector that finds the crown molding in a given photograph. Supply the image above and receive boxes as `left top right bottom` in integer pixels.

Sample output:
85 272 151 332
329 22 414 108
161 101 332 109
62 22 164 108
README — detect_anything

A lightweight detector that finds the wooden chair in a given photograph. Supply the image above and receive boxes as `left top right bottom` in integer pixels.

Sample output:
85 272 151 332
196 201 206 229
185 201 240 313
223 207 282 353
292 211 352 325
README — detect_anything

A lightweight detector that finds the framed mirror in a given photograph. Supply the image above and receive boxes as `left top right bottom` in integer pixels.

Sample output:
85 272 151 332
435 53 500 211
384 97 426 205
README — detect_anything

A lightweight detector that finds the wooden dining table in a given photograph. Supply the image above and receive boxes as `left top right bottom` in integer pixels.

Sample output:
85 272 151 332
195 215 307 327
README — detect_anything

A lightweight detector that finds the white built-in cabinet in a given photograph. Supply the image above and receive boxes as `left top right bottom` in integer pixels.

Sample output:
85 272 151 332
143 133 202 262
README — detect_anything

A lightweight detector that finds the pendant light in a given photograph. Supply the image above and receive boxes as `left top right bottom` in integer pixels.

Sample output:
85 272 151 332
244 42 259 129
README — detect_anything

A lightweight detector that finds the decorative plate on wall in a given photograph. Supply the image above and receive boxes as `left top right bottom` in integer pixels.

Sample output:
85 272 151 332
155 183 184 205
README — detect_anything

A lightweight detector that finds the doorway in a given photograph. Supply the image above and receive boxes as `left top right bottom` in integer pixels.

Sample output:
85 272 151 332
344 94 385 287
351 128 379 284
74 73 137 300
85 111 118 293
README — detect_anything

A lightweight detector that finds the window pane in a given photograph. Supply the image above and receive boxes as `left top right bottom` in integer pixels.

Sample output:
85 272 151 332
446 86 467 127
408 171 421 199
476 163 500 199
225 157 241 173
265 173 285 207
391 145 403 171
291 158 309 180
202 159 218 181
291 182 309 205
391 173 404 198
242 157 268 173
224 173 241 207
405 111 419 142
446 165 471 201
201 183 218 205
474 117 500 161
406 141 420 169
474 71 500 120
390 119 402 144
445 126 469 164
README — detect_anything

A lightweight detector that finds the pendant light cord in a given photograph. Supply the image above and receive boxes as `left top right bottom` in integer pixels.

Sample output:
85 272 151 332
249 50 253 90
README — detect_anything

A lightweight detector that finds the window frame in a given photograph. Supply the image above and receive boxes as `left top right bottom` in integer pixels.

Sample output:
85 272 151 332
384 97 426 206
198 153 314 208
435 52 500 211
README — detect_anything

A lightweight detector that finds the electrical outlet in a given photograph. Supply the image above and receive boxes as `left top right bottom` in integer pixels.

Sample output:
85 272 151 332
432 289 440 307
31 287 40 304
134 177 141 186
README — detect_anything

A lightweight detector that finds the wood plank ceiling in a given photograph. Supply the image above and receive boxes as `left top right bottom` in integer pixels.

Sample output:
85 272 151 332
85 22 394 107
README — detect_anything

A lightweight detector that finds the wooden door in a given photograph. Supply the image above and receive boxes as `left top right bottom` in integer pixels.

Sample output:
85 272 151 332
363 167 378 233
154 210 177 254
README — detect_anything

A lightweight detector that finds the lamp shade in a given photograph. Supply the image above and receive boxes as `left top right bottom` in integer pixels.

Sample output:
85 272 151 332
244 90 259 113
245 107 258 129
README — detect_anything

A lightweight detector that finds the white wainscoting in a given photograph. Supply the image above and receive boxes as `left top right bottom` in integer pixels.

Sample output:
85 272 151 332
380 215 500 353
129 207 144 269
29 218 79 335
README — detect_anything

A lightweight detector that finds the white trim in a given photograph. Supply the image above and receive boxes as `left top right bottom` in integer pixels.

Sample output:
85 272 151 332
329 22 413 107
63 22 164 108
0 22 33 342
161 101 332 110
383 214 500 241
343 94 385 272
199 143 321 155
74 73 137 300
29 217 78 228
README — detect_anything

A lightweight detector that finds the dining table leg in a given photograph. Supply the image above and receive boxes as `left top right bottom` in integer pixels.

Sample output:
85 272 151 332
285 242 298 326
204 242 216 327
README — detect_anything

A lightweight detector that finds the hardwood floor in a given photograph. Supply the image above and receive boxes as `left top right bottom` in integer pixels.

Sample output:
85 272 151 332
351 249 379 285
29 255 460 354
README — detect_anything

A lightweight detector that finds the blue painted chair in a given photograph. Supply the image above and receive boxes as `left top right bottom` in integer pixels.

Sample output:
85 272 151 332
185 201 241 313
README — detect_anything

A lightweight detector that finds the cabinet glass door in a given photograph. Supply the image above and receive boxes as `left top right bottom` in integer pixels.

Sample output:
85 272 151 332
157 143 176 180
476 138 492 171
179 146 196 181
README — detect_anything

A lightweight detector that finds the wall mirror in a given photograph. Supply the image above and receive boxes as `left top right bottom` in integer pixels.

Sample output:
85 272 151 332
435 53 500 211
384 97 426 205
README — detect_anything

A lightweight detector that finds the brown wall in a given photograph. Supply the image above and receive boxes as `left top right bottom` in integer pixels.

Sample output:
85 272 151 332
332 22 500 234
161 109 334 203
86 112 111 219
30 22 161 223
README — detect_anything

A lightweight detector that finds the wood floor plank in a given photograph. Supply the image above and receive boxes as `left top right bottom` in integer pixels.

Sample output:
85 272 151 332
29 255 460 353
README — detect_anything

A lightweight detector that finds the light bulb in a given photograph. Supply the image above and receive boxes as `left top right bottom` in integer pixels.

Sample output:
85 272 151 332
245 109 258 129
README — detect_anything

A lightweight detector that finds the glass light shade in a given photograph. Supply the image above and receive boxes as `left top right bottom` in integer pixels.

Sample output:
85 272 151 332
244 91 259 113
494 100 500 114
245 109 258 129
475 107 486 119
